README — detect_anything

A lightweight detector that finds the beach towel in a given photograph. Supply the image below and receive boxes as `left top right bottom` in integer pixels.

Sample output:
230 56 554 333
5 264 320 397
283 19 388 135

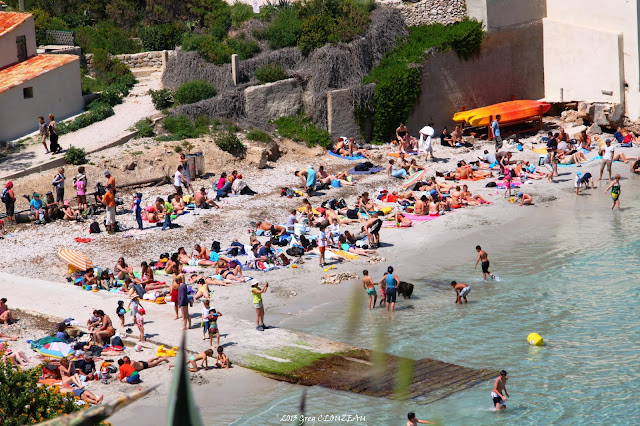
328 151 365 161
557 155 602 167
348 166 384 175
461 176 486 181
382 221 412 228
330 249 359 260
387 152 418 158
533 147 548 154
74 237 93 243
400 213 440 221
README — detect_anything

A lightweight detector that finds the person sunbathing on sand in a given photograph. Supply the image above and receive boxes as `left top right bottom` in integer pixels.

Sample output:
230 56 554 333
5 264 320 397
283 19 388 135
613 152 638 163
1 343 29 366
358 192 380 213
170 349 215 372
194 187 220 209
428 197 441 216
348 137 373 159
332 137 350 157
59 357 85 388
413 195 428 215
558 151 587 165
177 247 217 267
171 193 186 215
126 355 169 371
215 260 244 282
317 166 355 186
0 332 18 341
521 162 547 180
133 261 165 291
450 186 464 208
255 220 287 235
189 274 227 289
338 235 377 256
60 387 103 405
461 184 489 205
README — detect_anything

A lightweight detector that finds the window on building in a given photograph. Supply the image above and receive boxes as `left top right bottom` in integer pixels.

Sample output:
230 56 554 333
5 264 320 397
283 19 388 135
23 87 33 99
16 35 27 62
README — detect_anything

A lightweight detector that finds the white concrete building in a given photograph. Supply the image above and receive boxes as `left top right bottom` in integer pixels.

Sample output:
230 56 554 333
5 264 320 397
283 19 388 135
0 12 83 141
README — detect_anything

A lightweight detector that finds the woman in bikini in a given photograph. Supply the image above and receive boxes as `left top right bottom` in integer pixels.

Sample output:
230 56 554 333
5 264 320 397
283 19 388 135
59 357 85 388
338 235 377 257
93 310 115 346
133 261 164 291
177 247 216 267
215 260 243 282
461 184 489 206
114 257 134 280
0 298 14 326
164 253 179 275
396 124 410 153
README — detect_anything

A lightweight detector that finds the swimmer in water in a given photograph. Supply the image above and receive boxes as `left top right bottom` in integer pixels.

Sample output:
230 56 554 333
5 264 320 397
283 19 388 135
406 412 434 425
362 270 377 310
604 174 621 211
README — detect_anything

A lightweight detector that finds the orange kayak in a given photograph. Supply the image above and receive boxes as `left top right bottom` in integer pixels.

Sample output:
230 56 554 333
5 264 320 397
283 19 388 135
453 101 520 123
453 100 550 125
468 101 551 126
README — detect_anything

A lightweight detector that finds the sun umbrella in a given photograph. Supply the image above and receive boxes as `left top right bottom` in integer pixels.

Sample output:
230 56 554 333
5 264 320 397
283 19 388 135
35 341 73 358
402 169 428 190
58 248 93 271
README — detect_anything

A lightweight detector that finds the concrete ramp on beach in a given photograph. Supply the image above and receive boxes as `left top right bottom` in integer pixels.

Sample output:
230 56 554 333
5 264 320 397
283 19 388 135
257 348 495 403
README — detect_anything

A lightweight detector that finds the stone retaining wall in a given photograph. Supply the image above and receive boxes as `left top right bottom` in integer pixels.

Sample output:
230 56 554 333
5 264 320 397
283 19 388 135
377 0 467 26
86 50 167 69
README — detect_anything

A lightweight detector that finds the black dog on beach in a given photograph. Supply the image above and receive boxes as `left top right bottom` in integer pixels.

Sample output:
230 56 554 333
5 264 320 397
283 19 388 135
397 281 414 299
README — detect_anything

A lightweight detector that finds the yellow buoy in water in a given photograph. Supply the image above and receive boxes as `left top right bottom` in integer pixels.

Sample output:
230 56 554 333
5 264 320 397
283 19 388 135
527 333 544 346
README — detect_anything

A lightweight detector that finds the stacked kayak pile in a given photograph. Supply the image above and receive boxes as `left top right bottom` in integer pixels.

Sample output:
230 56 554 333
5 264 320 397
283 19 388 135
453 100 551 126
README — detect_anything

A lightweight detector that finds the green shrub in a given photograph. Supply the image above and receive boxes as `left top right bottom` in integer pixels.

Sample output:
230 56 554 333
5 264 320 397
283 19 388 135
246 129 273 143
297 14 333 55
264 9 302 49
64 146 88 165
216 130 245 154
134 118 155 138
273 114 331 149
150 88 174 110
32 8 69 45
231 1 255 27
204 0 232 38
0 360 85 425
226 35 261 60
174 80 217 105
75 21 140 54
255 63 288 84
163 115 210 139
138 23 185 51
199 36 234 64
181 33 206 52
360 19 484 142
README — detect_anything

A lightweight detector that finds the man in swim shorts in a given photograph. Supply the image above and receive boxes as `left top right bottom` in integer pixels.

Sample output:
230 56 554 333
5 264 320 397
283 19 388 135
127 355 169 371
450 281 470 304
474 245 495 280
492 370 509 410
407 412 434 425
365 213 382 248
362 270 377 309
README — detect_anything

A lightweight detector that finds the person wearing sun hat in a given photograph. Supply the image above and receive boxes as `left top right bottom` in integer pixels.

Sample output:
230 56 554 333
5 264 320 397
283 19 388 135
62 199 81 220
251 281 269 331
29 192 46 224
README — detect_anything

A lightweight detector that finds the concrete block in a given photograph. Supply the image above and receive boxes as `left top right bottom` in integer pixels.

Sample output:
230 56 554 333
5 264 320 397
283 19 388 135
327 88 360 139
244 78 302 123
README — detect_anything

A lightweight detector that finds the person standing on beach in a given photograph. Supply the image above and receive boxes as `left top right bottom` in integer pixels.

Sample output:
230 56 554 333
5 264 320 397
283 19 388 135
306 165 317 195
598 139 615 181
491 370 510 410
38 116 49 153
604 174 622 211
475 245 495 280
362 270 377 309
102 184 116 233
178 276 191 330
318 225 327 267
492 115 502 151
52 168 65 203
2 181 16 223
451 281 470 304
381 266 399 312
252 281 268 331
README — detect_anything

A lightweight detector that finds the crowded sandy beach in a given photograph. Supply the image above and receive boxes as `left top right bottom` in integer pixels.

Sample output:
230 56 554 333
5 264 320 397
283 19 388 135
2 0 640 424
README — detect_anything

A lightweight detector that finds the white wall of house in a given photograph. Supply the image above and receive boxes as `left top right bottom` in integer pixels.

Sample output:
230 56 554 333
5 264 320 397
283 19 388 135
0 59 83 141
544 0 640 120
0 15 37 69
466 0 546 31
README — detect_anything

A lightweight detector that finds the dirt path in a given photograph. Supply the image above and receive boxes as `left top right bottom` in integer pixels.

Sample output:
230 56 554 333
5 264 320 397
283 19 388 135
0 68 162 179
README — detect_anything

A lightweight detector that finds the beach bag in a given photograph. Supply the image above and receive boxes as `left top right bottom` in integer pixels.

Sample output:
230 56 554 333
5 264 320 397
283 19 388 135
89 222 101 233
111 336 124 347
485 182 497 188
355 162 373 172
0 188 9 203
211 241 221 253
286 247 305 257
337 199 347 209
229 247 239 257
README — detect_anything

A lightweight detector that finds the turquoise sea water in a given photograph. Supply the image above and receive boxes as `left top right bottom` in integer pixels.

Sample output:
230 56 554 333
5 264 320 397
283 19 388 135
234 182 640 425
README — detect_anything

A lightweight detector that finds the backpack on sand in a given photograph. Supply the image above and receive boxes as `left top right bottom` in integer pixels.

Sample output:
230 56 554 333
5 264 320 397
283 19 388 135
89 222 101 234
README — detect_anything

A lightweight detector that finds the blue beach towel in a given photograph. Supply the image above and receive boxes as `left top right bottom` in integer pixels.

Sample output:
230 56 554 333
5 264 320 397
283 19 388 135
328 151 365 161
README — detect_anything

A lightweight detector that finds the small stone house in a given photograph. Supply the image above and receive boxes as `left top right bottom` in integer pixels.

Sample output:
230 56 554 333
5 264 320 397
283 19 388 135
0 12 83 141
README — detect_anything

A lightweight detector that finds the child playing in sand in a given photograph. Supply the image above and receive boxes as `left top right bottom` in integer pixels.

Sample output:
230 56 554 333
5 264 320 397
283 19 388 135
171 349 214 372
604 174 622 211
362 270 377 310
451 281 471 304
379 279 387 307
207 309 221 348
503 168 512 198
516 192 532 206
215 346 229 369
136 307 145 342
116 300 126 328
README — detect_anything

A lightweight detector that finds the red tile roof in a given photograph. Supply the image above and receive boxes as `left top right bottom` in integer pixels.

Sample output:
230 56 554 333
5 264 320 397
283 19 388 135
0 54 78 94
0 12 31 37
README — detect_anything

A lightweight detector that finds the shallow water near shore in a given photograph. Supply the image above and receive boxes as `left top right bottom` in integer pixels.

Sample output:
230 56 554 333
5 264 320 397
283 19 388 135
235 180 640 425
